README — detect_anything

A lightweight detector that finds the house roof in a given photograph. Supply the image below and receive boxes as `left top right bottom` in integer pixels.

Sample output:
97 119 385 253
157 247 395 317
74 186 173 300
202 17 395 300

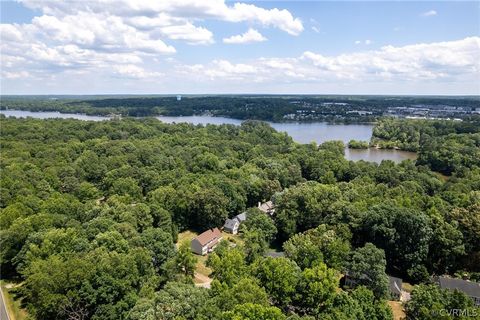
438 277 480 298
223 218 239 230
235 212 247 222
389 276 403 295
258 201 274 212
194 228 222 246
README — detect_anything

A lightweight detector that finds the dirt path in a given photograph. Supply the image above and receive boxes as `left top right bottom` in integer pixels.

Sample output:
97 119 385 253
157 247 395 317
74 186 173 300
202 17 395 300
194 272 213 289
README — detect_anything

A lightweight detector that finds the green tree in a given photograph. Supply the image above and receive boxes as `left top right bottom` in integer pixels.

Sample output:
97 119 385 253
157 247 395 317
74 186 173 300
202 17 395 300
283 225 350 270
243 230 268 264
296 262 339 313
405 284 476 320
252 257 301 308
207 247 247 286
175 241 197 277
223 303 287 320
346 243 390 299
241 207 277 243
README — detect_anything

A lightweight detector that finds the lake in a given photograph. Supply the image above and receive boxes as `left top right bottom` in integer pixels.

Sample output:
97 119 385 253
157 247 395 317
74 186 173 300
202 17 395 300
157 116 374 144
1 111 417 163
0 109 109 121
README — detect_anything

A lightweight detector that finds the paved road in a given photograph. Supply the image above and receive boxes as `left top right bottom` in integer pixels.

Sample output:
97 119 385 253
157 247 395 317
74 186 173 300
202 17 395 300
0 286 11 320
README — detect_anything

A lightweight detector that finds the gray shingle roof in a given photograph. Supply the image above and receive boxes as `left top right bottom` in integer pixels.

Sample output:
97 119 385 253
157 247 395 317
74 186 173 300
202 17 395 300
438 277 480 298
235 212 247 222
223 218 239 230
389 276 403 295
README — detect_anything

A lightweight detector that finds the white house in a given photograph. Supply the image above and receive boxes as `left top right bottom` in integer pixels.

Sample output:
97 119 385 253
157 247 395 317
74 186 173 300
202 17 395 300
223 218 240 234
191 228 222 255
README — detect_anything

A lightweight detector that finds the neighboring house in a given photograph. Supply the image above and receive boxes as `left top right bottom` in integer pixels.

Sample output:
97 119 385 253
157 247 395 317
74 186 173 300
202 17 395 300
223 218 240 234
343 272 404 300
191 228 222 255
389 276 403 301
436 276 480 306
258 201 275 216
223 211 248 235
235 212 247 223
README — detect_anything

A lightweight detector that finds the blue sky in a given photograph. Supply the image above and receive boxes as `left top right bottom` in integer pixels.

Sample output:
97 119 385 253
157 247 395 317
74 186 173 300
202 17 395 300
1 0 479 94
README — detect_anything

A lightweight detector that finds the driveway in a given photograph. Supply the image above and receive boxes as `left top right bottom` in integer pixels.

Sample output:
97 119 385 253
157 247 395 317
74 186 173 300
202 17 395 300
0 286 11 320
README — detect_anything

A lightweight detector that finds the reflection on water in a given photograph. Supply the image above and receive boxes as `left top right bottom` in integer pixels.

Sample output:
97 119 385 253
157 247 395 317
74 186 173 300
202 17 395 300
1 111 417 163
344 148 417 163
0 110 109 121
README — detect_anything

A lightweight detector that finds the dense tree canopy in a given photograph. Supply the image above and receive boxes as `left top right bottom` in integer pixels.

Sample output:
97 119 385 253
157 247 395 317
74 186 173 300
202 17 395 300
1 116 479 319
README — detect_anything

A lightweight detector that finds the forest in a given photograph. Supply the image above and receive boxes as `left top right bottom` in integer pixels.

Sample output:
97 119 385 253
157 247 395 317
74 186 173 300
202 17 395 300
372 117 480 175
1 95 479 122
0 115 479 319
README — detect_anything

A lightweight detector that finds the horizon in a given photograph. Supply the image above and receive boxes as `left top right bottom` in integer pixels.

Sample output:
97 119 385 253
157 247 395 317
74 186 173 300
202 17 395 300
1 0 480 95
1 93 480 98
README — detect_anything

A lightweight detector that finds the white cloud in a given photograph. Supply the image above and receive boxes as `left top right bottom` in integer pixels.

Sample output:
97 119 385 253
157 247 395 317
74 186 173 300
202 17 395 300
2 71 31 79
223 28 267 44
113 65 163 79
2 0 302 82
355 40 372 45
181 37 480 84
311 26 320 33
422 10 437 17
19 0 303 35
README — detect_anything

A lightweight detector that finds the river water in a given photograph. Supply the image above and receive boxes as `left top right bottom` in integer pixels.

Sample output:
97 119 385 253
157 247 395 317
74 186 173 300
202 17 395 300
1 111 417 163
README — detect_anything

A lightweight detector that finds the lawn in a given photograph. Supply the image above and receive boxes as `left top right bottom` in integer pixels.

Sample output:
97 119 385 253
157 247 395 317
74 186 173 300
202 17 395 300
387 300 406 320
176 230 245 283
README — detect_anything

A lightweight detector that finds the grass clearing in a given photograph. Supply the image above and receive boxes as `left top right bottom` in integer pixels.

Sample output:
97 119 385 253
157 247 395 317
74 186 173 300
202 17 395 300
221 231 244 246
387 300 405 320
402 282 414 293
176 230 198 248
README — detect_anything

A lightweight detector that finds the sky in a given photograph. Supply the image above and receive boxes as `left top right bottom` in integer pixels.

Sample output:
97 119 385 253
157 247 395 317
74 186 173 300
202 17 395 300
1 0 479 95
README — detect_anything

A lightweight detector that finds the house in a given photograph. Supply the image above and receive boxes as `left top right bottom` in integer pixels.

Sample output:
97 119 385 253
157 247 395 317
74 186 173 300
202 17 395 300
258 201 275 216
191 228 222 255
223 218 240 234
235 212 247 223
389 276 403 300
436 276 480 306
343 272 404 300
223 211 247 234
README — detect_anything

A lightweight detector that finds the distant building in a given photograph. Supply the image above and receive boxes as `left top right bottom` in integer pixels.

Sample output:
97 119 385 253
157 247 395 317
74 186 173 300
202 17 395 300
223 218 240 234
177 95 182 101
235 212 247 223
258 201 275 216
389 276 403 300
343 273 404 301
191 228 222 255
436 276 480 306
223 212 247 234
